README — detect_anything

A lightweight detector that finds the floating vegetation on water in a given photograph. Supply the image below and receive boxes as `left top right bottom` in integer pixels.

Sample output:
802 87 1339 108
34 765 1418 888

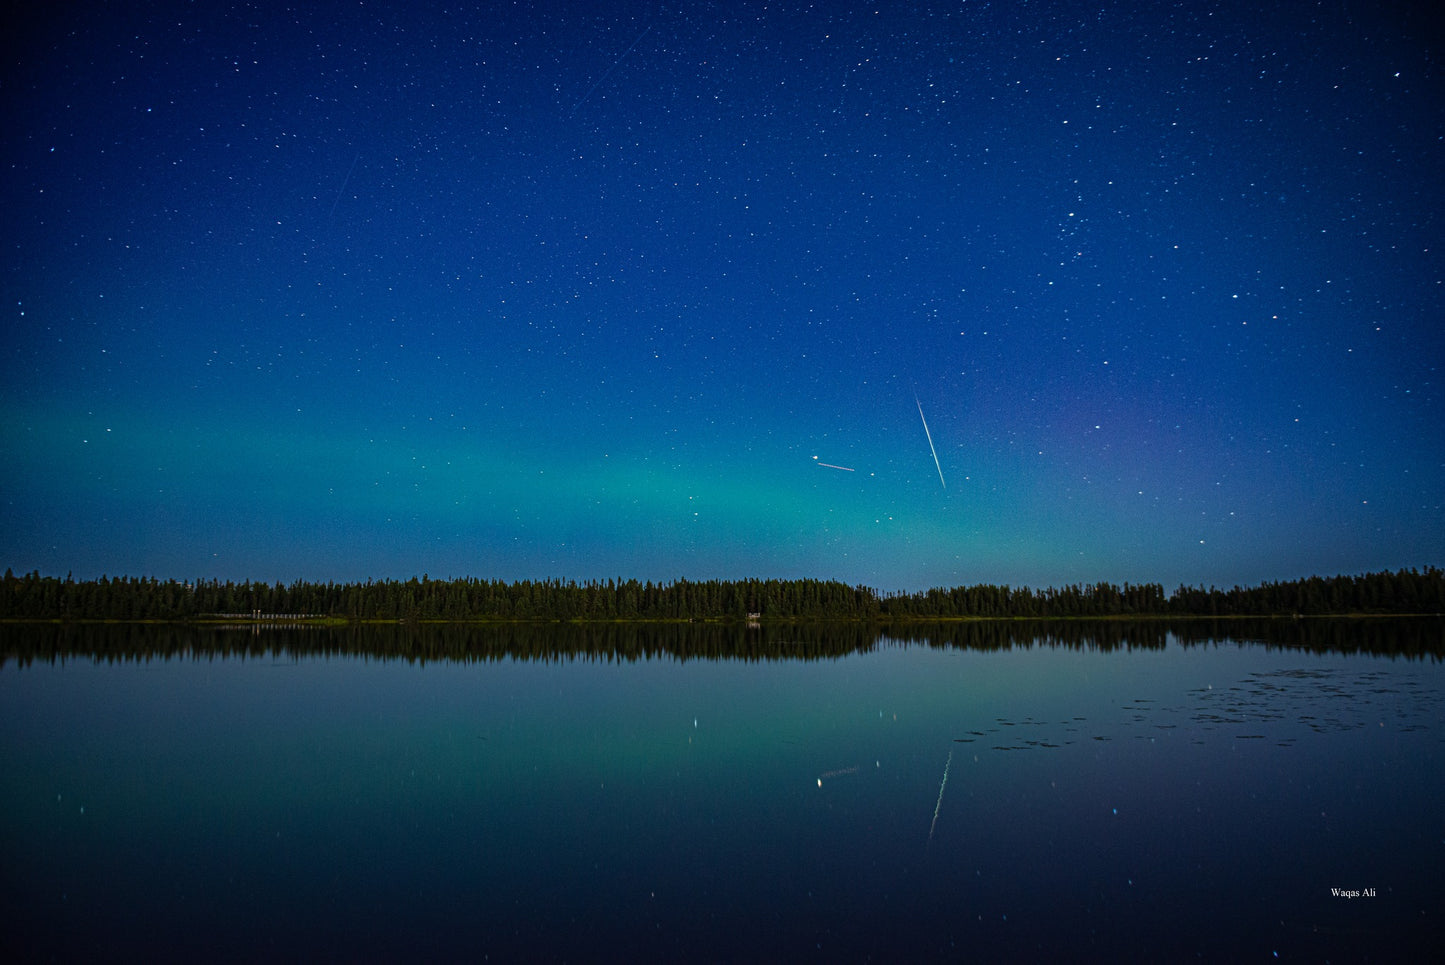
949 667 1442 752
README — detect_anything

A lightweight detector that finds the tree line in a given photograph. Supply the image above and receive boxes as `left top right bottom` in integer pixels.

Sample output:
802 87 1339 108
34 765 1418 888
2 566 1441 622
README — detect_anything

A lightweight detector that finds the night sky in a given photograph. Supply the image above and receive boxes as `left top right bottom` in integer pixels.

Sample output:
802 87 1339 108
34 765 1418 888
3 0 1441 592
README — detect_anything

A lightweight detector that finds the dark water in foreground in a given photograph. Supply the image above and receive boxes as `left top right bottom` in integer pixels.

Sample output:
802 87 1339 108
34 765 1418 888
3 621 1442 962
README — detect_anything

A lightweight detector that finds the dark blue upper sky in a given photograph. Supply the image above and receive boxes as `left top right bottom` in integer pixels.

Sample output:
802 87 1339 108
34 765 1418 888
3 0 1441 591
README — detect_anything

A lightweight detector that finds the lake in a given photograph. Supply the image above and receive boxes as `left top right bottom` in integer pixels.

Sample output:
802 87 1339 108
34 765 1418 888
3 620 1442 961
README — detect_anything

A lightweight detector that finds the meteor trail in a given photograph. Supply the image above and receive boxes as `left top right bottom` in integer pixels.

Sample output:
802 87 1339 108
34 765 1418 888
815 461 855 472
915 396 946 489
327 153 360 221
568 23 653 117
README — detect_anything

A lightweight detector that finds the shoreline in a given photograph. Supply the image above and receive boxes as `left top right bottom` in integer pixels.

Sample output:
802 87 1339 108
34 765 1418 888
3 612 1440 627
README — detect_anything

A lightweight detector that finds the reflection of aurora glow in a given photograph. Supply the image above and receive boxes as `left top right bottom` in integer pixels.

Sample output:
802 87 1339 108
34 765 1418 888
6 629 1439 960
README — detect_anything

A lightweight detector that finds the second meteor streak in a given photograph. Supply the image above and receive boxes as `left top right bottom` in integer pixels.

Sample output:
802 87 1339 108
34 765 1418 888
915 396 946 490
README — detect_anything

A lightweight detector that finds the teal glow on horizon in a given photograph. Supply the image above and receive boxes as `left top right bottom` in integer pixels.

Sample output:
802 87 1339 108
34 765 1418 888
3 0 1441 590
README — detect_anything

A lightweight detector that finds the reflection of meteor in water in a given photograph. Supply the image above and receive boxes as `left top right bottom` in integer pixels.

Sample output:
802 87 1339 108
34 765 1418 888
915 395 946 489
816 765 860 786
928 750 953 841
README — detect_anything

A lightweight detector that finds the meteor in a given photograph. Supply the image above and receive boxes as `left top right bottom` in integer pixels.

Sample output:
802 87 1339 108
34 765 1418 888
815 461 855 472
568 23 653 117
915 395 946 489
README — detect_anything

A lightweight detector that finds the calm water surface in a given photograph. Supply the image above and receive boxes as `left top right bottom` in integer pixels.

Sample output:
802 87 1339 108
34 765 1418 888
4 624 1442 961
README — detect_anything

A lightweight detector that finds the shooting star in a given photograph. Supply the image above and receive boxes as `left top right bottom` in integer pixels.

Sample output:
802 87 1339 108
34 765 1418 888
327 153 360 221
915 395 946 489
816 765 860 786
568 23 653 117
814 457 856 472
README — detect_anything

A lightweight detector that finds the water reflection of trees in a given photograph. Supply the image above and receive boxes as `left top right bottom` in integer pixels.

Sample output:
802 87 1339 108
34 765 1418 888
1169 617 1445 658
3 618 1440 667
885 620 1177 652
